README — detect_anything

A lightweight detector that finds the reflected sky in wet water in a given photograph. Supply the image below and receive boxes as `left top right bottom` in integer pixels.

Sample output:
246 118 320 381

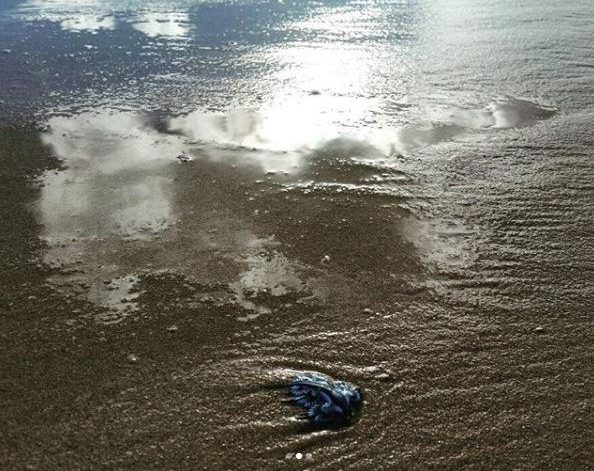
7 0 572 323
37 109 330 320
3 0 585 126
35 94 556 321
36 105 417 321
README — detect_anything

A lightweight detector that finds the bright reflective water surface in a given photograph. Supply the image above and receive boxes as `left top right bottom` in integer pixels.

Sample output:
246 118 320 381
0 0 593 469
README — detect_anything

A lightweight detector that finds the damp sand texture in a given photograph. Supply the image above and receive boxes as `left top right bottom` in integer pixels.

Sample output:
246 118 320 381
1 0 593 470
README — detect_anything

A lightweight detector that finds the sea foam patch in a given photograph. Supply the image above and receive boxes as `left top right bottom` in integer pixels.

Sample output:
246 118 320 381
452 98 557 129
16 0 192 39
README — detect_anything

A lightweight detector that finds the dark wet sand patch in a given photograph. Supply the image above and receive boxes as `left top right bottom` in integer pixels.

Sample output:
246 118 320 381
0 115 593 470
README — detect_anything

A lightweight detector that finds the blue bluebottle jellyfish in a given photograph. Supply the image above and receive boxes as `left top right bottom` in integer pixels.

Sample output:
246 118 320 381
288 372 363 427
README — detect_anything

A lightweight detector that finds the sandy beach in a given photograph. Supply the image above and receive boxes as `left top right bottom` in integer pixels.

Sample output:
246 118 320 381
1 1 593 469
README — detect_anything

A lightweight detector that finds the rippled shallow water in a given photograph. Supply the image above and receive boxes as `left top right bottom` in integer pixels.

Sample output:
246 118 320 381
0 0 593 469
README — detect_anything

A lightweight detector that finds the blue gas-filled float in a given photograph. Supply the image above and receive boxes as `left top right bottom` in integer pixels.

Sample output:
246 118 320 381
288 372 363 427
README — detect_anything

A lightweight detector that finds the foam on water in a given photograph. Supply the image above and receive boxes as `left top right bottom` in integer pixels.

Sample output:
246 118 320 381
131 12 191 39
59 14 115 32
452 98 557 129
14 0 194 38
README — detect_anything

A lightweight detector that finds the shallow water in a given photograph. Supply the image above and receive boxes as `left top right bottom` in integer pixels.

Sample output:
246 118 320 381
0 0 593 469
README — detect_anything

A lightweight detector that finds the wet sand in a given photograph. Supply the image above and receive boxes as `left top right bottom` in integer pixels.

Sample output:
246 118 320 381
1 109 592 470
1 0 594 469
